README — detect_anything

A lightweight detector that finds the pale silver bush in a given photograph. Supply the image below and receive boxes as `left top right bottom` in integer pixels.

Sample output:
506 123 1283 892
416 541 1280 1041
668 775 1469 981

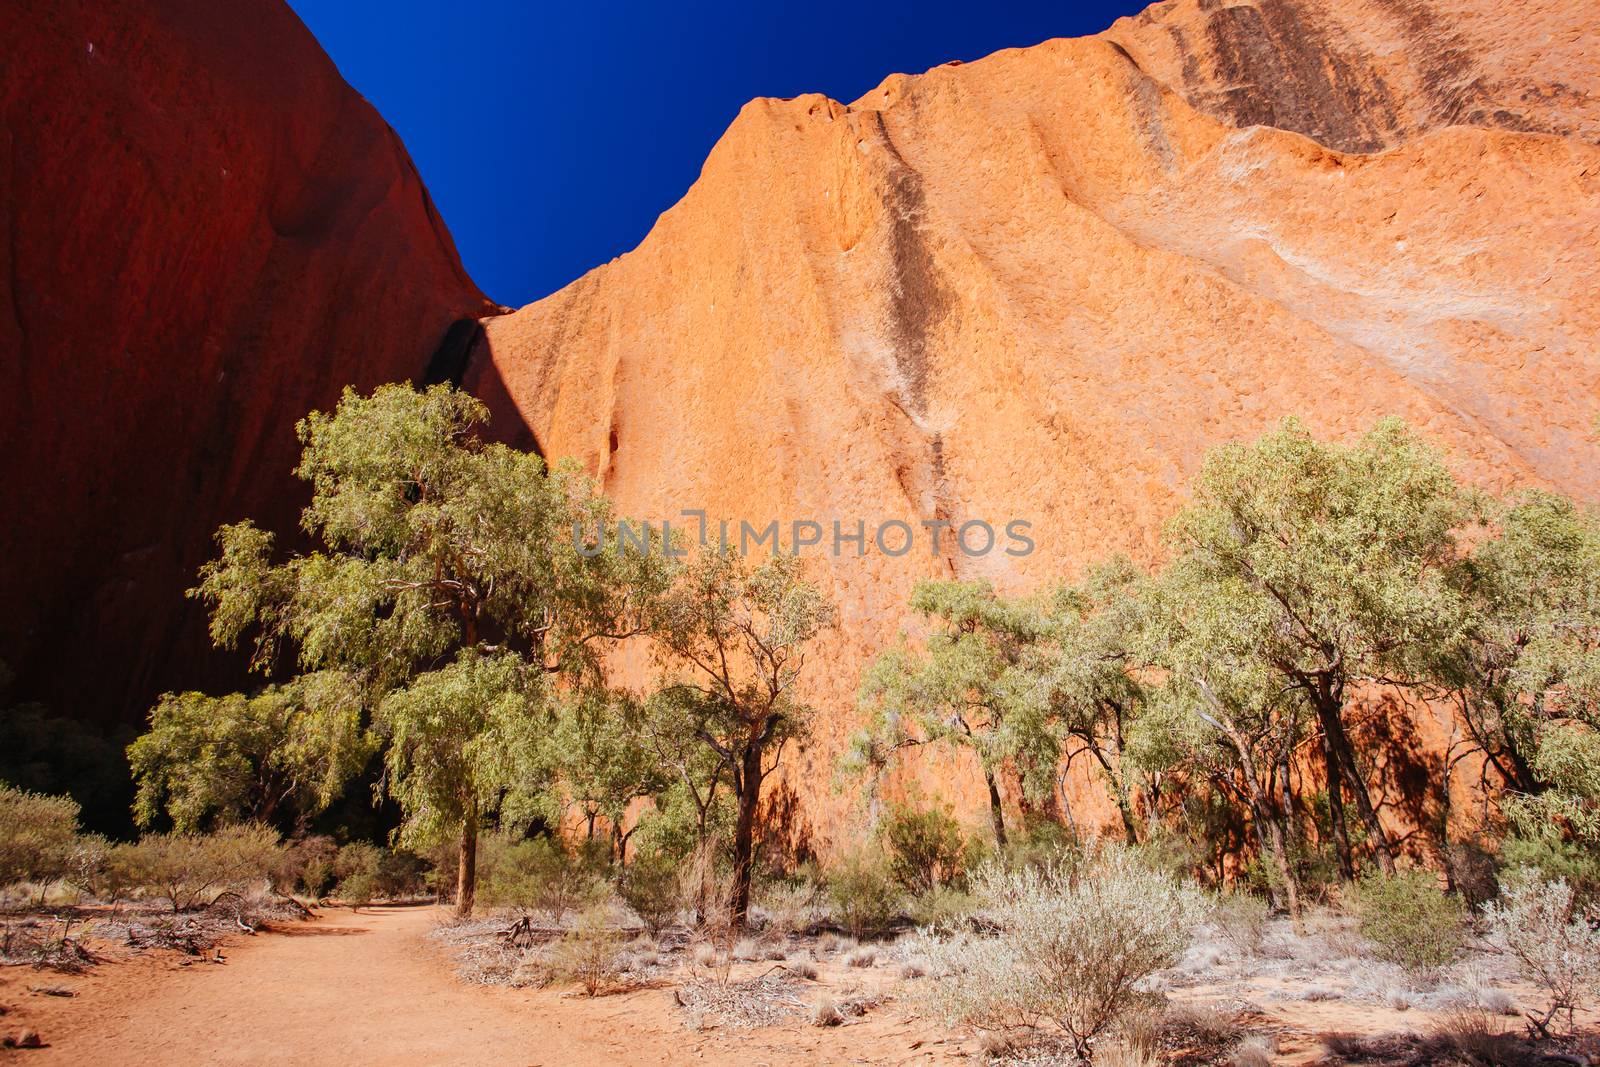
1481 872 1600 1029
918 845 1205 1056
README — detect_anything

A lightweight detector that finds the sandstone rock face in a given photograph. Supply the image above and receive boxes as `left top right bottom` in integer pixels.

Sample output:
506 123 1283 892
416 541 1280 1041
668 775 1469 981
468 0 1600 847
0 0 495 721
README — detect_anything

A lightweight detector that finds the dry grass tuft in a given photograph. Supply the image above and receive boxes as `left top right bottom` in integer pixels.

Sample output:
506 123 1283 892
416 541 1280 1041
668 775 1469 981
809 994 842 1027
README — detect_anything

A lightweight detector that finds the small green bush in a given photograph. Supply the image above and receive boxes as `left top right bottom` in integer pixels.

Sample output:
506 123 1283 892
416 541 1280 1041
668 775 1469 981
998 816 1079 873
1352 869 1465 974
882 803 966 893
1503 828 1600 903
753 865 826 934
111 823 283 912
275 834 337 897
334 842 382 907
0 782 81 886
908 884 978 932
620 848 681 935
480 835 606 922
825 849 901 937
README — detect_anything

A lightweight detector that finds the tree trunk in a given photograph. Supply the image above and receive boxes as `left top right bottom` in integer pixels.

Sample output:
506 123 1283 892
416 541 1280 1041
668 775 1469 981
1259 805 1302 923
1225 729 1302 922
730 744 763 929
1314 694 1395 875
1318 724 1356 882
983 767 1008 848
456 802 479 919
1090 748 1140 846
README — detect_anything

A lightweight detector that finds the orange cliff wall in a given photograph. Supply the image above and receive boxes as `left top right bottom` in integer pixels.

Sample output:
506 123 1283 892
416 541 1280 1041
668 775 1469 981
0 0 500 724
464 0 1600 853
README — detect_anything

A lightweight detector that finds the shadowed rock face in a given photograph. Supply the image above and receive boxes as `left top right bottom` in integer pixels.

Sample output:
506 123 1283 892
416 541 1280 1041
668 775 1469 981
469 0 1600 844
0 0 496 722
1107 0 1600 151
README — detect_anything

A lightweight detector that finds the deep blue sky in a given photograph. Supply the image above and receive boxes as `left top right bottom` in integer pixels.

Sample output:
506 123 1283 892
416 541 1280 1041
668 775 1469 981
287 1 1147 308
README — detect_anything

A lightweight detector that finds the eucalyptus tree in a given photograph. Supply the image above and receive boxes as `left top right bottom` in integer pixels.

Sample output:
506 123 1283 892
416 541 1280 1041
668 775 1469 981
129 671 373 832
1139 562 1308 917
191 383 665 915
1028 557 1153 845
1439 491 1600 787
647 551 834 927
542 687 670 866
1163 418 1473 878
1436 491 1600 861
853 580 1053 848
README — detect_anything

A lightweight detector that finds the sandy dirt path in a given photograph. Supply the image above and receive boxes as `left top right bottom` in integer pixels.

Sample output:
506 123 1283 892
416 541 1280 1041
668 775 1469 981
3 905 963 1066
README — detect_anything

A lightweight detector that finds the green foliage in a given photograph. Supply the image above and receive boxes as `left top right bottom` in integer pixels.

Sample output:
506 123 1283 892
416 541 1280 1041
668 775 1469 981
825 849 901 937
1165 417 1472 692
479 834 607 922
375 650 544 852
1351 869 1466 973
646 550 834 924
1030 557 1154 843
276 834 338 897
129 672 374 832
110 823 283 912
908 885 978 932
540 688 668 844
881 802 967 893
619 848 681 935
333 842 383 906
188 383 667 913
1440 492 1600 791
0 782 81 886
1502 827 1600 902
995 815 1079 873
852 580 1048 840
1152 418 1474 880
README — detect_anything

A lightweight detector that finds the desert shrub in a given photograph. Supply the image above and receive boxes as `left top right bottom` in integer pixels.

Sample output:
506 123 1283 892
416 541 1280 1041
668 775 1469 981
882 803 966 893
1481 871 1600 1030
1502 827 1600 903
1135 827 1208 884
825 849 901 938
1352 869 1465 974
1212 892 1271 957
330 841 379 906
480 835 606 922
0 782 80 887
548 904 625 996
275 834 337 897
753 864 826 934
374 848 429 898
844 944 878 968
62 833 111 898
809 994 842 1027
620 848 681 935
909 885 978 932
919 845 1204 1058
997 815 1078 872
112 823 282 912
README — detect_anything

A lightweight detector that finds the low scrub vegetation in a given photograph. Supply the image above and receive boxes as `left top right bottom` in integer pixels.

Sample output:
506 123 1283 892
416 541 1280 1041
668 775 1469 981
1351 869 1466 975
918 846 1205 1058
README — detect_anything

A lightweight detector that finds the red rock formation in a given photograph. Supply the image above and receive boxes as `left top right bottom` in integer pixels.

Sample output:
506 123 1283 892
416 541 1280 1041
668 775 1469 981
467 0 1600 847
0 0 496 721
